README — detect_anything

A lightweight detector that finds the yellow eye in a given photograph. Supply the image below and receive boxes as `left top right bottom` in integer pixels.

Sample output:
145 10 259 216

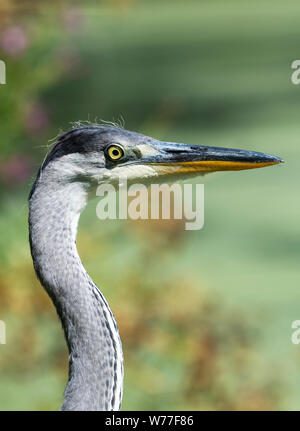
106 144 124 161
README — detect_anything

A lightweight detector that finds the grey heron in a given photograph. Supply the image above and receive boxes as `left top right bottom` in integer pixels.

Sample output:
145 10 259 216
28 125 281 411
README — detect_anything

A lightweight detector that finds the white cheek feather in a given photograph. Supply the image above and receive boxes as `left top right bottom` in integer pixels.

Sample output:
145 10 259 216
106 164 159 183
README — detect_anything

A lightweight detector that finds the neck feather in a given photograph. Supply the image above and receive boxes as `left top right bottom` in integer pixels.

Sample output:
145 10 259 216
29 175 123 411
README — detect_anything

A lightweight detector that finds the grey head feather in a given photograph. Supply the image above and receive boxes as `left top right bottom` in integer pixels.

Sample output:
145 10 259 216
28 125 150 200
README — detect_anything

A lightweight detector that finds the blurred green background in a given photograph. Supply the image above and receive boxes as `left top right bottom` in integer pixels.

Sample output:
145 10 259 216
0 0 299 410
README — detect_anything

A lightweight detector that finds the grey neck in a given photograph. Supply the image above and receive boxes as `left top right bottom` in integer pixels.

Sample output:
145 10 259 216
29 174 123 411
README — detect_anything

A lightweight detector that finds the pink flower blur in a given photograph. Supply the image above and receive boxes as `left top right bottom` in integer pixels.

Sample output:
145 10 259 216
0 154 33 186
0 26 28 57
61 7 84 32
24 102 50 136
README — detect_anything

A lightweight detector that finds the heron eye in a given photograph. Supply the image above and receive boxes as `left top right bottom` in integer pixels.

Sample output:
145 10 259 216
106 144 124 161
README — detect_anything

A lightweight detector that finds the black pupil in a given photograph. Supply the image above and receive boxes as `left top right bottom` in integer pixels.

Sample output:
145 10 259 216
112 149 120 156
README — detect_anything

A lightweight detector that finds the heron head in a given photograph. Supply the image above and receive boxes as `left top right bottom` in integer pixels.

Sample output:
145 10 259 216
40 125 282 190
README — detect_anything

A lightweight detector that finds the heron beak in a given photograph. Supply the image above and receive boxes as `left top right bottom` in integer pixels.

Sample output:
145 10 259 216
145 141 283 174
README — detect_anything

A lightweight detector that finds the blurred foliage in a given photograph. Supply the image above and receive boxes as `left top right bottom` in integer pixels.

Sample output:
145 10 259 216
0 0 299 410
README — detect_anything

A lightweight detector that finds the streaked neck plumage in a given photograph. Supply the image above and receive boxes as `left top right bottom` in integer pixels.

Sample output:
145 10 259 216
28 167 123 411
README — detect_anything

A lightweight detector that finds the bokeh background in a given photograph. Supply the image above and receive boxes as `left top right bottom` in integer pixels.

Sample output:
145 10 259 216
0 0 299 410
